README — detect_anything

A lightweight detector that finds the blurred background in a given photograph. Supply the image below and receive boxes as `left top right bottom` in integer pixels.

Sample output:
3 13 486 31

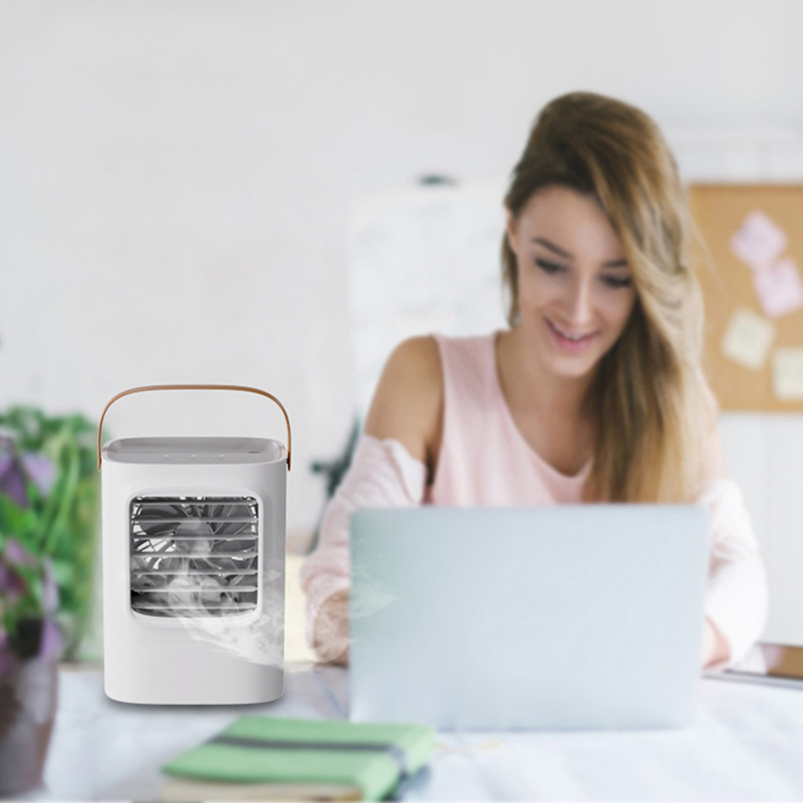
1 0 802 659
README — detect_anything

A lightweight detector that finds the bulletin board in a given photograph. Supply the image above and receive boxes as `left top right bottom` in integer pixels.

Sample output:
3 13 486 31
688 184 803 412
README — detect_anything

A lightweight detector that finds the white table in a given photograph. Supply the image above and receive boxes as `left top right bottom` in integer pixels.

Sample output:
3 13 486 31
22 664 803 801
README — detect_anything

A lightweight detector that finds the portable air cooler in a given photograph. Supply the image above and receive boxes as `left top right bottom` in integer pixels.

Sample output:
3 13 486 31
97 384 291 705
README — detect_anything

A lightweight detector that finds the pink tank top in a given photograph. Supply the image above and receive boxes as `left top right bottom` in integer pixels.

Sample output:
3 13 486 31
426 331 591 506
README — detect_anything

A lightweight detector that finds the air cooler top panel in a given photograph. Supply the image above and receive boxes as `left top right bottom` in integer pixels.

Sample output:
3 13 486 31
103 437 286 465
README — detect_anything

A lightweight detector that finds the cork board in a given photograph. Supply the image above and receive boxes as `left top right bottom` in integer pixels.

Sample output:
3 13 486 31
688 184 803 412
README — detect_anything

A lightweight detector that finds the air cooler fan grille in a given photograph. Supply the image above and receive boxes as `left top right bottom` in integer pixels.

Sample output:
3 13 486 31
130 495 259 618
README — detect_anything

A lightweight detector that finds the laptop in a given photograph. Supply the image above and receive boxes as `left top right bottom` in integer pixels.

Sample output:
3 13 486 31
349 505 710 731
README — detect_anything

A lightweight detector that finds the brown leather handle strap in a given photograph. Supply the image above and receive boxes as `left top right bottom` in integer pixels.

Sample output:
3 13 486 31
97 384 291 471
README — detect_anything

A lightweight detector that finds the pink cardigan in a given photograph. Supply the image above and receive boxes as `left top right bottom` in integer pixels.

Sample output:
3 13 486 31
301 333 769 671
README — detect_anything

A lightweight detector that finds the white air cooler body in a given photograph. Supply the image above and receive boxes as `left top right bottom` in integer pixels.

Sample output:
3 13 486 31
101 436 286 704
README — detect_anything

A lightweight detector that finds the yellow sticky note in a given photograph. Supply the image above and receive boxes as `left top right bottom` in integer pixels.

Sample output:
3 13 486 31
773 348 803 400
720 308 775 370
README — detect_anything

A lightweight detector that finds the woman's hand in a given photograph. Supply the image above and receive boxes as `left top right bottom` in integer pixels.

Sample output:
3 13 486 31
312 589 350 666
701 616 730 669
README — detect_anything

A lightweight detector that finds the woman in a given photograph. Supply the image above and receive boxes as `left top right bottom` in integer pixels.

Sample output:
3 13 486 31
301 91 768 670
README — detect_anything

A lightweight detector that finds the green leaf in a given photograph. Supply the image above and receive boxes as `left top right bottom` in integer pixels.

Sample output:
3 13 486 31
0 494 37 540
50 559 74 587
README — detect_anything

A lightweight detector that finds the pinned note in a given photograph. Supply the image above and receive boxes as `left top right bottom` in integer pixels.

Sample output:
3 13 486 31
752 257 803 318
730 210 788 272
720 308 775 370
773 348 803 400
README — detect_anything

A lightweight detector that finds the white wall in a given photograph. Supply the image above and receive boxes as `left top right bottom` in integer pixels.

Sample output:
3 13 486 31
720 415 803 645
1 0 802 535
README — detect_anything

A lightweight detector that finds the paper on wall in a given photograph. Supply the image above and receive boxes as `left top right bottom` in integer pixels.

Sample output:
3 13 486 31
730 210 788 272
349 181 508 414
720 308 775 370
752 257 803 318
772 348 803 400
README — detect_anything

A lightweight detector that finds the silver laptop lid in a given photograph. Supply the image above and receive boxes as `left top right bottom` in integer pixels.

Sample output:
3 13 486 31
350 505 709 731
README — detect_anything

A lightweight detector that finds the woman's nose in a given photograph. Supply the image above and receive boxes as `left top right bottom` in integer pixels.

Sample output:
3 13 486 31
564 278 594 326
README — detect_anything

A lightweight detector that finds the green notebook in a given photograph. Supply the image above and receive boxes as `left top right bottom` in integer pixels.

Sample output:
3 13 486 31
160 716 436 801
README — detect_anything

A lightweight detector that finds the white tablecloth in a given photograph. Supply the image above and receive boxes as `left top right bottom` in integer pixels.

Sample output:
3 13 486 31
21 664 803 801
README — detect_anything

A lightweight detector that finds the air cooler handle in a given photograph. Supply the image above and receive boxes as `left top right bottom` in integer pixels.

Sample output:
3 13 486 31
97 384 292 472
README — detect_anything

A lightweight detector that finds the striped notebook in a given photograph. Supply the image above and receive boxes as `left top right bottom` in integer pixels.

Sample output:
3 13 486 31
160 715 436 801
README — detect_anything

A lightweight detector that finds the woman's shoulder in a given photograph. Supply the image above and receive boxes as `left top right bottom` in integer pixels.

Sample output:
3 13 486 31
362 331 498 469
378 336 444 402
368 331 495 407
363 336 444 467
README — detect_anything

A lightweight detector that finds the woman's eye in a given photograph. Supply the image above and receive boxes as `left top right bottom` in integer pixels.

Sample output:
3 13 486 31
535 258 565 274
601 275 633 289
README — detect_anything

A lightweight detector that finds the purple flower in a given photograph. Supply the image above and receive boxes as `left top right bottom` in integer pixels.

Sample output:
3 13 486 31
42 560 59 614
4 538 34 567
20 453 55 497
0 441 29 508
0 438 56 508
0 560 25 604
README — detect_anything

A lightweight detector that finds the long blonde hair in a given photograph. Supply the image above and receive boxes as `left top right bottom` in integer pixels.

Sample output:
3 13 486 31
501 92 713 503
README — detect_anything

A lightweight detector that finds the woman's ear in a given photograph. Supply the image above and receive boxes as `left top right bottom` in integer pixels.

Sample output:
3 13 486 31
505 210 519 256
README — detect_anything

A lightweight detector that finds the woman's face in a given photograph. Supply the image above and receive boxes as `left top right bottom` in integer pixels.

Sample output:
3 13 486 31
506 185 638 380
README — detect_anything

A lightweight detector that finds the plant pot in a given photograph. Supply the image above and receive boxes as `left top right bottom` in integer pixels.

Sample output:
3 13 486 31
0 656 58 797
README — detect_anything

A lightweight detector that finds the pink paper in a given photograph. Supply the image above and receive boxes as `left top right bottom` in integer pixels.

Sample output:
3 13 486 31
730 210 788 272
752 257 803 318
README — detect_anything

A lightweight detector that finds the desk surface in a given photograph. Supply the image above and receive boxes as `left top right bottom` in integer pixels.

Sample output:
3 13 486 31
21 664 803 801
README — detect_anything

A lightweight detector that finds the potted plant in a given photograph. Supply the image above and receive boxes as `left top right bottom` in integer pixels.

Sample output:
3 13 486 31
0 535 61 796
0 408 99 658
0 410 99 796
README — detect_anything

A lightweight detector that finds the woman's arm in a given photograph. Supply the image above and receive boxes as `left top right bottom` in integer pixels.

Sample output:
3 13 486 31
696 410 769 670
299 337 443 664
697 408 732 669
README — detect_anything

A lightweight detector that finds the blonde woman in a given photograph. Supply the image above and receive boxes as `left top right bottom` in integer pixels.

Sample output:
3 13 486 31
301 92 768 670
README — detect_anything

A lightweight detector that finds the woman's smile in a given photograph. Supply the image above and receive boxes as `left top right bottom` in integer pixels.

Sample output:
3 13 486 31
544 316 599 352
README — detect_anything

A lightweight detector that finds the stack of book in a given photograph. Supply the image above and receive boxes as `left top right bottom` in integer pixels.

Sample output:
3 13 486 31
160 715 436 801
